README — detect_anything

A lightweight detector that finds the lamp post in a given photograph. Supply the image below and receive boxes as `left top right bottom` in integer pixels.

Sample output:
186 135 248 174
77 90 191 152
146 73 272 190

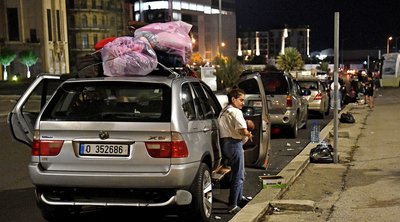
387 36 393 54
221 42 225 57
218 0 222 56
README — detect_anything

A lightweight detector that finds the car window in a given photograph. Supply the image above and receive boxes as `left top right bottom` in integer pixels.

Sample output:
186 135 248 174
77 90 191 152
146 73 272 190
261 74 288 95
21 79 62 115
200 82 221 118
41 81 171 122
298 81 319 90
191 82 209 120
239 78 261 94
182 83 196 120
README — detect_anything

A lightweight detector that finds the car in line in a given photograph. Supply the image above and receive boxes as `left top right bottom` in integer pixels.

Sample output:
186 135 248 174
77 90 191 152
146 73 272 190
8 70 271 222
242 71 308 138
296 76 330 118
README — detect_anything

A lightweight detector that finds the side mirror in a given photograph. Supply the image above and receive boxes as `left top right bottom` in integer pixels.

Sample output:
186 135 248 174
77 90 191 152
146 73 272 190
242 106 255 117
302 89 311 96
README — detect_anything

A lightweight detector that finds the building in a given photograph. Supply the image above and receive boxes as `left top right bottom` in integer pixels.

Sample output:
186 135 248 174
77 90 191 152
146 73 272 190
238 26 311 63
0 0 69 80
130 0 237 62
0 0 236 80
237 31 269 63
66 0 130 72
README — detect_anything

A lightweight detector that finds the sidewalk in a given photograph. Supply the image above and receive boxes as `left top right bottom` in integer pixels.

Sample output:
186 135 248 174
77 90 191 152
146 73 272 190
232 88 400 221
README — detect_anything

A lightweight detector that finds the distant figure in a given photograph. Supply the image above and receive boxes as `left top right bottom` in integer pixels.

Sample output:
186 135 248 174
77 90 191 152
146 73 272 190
363 71 375 109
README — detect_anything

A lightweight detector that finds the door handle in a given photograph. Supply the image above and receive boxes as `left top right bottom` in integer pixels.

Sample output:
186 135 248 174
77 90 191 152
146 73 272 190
203 127 210 132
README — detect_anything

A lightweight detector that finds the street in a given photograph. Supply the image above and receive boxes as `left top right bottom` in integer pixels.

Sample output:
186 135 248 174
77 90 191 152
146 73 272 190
0 95 332 221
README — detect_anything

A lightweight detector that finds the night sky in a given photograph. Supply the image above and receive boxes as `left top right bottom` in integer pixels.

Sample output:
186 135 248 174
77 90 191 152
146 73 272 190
235 0 400 51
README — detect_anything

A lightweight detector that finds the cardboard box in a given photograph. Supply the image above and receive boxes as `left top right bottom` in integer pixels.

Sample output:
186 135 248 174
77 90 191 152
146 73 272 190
259 175 287 189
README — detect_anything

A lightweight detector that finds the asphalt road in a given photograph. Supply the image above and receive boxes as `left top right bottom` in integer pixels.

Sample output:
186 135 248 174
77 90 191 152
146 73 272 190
0 101 333 222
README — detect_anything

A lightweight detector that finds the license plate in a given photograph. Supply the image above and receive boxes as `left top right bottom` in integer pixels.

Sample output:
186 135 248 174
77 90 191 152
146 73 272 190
79 143 129 156
252 101 262 107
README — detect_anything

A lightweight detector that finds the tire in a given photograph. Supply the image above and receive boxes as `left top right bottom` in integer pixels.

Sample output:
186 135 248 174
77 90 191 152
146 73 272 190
319 110 325 119
189 163 213 222
289 118 298 138
324 103 330 115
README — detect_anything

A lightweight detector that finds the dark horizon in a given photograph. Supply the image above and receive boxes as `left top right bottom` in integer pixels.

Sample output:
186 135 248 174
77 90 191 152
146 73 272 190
235 0 400 51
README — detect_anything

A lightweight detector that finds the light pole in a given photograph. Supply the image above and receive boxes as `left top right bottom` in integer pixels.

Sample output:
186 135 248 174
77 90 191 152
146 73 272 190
387 36 393 54
218 0 222 56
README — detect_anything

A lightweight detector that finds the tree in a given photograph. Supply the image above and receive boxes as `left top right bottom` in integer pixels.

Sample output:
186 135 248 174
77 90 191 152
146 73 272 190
318 61 330 73
276 47 304 72
213 55 244 90
189 52 204 66
0 48 16 81
19 49 38 78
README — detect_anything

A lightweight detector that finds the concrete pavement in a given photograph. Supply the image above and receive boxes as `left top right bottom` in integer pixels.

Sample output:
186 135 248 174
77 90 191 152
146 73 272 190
232 88 400 222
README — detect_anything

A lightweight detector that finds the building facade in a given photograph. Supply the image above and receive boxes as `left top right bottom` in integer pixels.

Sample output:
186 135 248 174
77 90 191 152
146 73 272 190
0 0 69 80
66 0 130 72
238 26 311 63
131 0 236 62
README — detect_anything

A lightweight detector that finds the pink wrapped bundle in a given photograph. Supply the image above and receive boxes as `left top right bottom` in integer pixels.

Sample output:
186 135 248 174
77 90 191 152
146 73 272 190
134 21 193 64
101 36 158 76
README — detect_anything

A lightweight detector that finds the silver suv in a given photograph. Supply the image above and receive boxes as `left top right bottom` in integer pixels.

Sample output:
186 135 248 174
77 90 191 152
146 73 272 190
258 71 308 138
296 76 330 118
9 72 270 221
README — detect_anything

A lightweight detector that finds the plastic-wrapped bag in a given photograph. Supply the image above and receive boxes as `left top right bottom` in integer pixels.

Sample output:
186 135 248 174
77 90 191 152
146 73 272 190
134 21 193 64
101 36 158 76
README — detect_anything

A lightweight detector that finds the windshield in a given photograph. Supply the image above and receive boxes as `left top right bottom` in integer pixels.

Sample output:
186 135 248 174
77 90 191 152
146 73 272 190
297 81 319 90
41 81 172 122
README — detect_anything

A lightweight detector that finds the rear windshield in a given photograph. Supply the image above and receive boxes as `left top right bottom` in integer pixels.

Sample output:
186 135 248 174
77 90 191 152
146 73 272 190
297 81 319 90
261 73 288 95
41 81 171 122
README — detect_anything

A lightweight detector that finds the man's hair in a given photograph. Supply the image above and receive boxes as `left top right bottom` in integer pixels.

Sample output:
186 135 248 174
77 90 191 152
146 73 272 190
227 88 245 104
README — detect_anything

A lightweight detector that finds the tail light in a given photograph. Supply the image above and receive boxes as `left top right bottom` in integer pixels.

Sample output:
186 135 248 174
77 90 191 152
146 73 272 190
145 132 189 158
314 93 322 100
32 139 64 156
286 95 293 107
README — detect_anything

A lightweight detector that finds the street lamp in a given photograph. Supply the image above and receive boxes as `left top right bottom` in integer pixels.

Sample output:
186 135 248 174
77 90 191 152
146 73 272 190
387 36 393 54
221 42 225 57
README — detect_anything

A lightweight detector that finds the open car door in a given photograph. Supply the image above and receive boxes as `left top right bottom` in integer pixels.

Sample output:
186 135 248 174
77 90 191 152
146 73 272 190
8 74 64 147
237 73 272 169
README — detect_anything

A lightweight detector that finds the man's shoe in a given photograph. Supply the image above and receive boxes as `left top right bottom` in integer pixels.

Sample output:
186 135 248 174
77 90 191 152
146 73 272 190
238 196 252 208
228 206 241 214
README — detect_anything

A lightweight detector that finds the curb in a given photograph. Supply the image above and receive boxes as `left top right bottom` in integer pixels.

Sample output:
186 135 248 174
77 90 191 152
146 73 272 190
230 105 353 222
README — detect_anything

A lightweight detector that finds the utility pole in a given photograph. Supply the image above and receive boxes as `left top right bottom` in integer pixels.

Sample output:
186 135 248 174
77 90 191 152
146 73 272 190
218 0 222 55
333 12 339 163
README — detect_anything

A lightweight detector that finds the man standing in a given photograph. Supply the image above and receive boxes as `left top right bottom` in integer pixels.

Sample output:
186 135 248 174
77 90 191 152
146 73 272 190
218 88 253 214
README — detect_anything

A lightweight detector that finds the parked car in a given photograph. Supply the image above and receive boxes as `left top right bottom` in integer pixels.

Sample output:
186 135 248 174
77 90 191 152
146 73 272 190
8 71 271 222
244 71 308 138
296 76 330 118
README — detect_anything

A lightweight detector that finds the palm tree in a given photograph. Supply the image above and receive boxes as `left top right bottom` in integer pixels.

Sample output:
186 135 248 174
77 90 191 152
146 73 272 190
0 48 16 81
276 47 304 73
318 61 330 73
19 49 38 78
213 55 244 90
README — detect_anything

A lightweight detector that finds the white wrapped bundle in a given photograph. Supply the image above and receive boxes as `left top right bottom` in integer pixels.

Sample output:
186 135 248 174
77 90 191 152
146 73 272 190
134 21 193 64
101 36 158 76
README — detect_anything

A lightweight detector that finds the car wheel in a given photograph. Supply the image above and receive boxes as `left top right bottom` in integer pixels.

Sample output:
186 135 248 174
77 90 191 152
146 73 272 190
189 163 213 222
319 110 325 119
289 118 298 138
324 102 330 115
